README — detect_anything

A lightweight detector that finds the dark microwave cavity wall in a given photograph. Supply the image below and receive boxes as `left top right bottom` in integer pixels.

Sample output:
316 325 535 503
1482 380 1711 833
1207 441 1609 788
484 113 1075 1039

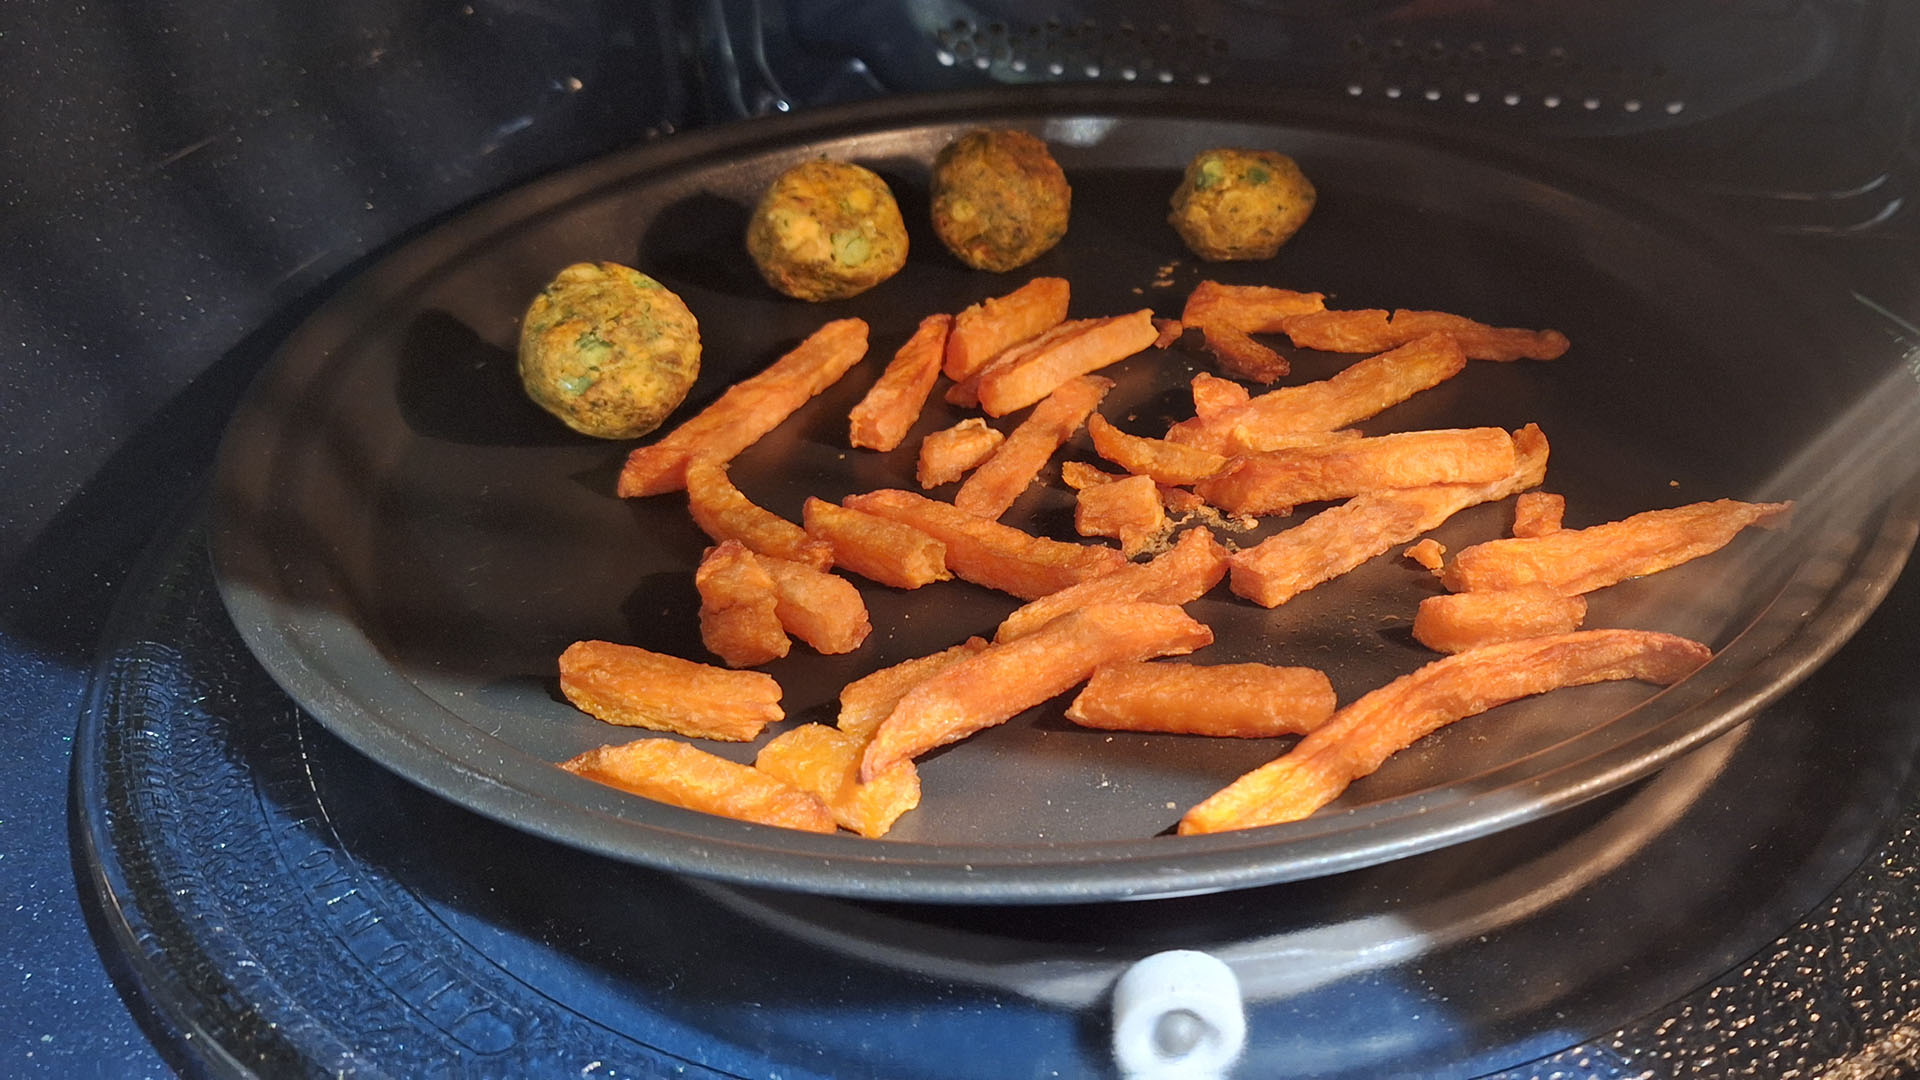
757 0 1920 234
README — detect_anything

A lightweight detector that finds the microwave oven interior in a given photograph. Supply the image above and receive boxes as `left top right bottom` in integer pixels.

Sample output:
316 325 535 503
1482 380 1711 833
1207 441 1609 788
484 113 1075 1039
6 0 1920 1077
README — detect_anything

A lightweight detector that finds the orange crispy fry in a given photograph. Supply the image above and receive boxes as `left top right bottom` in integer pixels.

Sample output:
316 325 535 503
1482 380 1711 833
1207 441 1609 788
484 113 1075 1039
844 489 1127 599
685 457 834 569
1512 491 1567 538
955 375 1113 519
558 640 783 741
756 554 872 655
1190 371 1252 418
1413 588 1588 654
1180 281 1328 331
1228 424 1548 607
1198 322 1291 384
802 497 951 589
837 637 991 741
1074 473 1169 557
1180 282 1326 384
754 724 921 838
1403 537 1446 572
1088 413 1229 485
619 318 869 496
694 540 789 667
916 418 1005 488
1441 498 1794 596
1066 459 1204 516
1063 462 1213 517
563 738 834 833
1160 486 1209 514
997 525 1228 641
1064 661 1335 737
945 318 1093 408
1060 460 1124 489
1214 429 1365 460
1151 318 1184 349
944 277 1071 381
1195 427 1518 516
1178 630 1711 833
849 313 951 451
1278 308 1570 361
976 310 1157 416
860 602 1215 780
1167 332 1467 454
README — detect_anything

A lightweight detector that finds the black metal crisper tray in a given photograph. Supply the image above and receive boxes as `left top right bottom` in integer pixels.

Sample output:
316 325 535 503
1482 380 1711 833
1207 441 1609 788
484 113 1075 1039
77 493 1920 1079
209 86 1920 903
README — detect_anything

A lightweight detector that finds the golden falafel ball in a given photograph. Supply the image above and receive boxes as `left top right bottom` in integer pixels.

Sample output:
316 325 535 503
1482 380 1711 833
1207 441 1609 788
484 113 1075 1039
1167 148 1316 261
745 159 909 301
930 129 1072 272
518 261 701 439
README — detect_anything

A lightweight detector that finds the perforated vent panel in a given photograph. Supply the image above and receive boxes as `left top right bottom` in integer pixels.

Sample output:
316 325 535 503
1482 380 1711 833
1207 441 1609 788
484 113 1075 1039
774 0 1917 229
1337 33 1688 121
930 17 1227 86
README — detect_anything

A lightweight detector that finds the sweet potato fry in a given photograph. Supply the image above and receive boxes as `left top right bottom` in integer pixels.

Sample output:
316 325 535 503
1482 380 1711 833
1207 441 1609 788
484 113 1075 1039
1440 498 1794 596
1064 462 1209 518
1190 371 1252 418
1403 537 1446 572
756 554 872 654
619 318 869 496
1088 413 1229 485
1412 588 1588 654
844 489 1127 599
1512 491 1566 538
1195 427 1518 516
1277 308 1570 361
945 318 1093 408
1180 282 1327 384
1177 629 1712 833
916 418 1005 488
754 723 920 838
1065 661 1335 737
837 637 991 740
1161 486 1209 514
1212 429 1366 461
1151 318 1184 349
685 457 834 569
694 540 789 667
802 496 950 589
558 640 783 741
1166 332 1468 454
955 375 1113 519
1198 322 1290 383
976 310 1158 416
563 738 834 833
944 277 1071 381
860 602 1215 780
1180 281 1328 331
1060 460 1124 489
997 525 1228 641
1271 308 1427 354
1074 473 1169 556
1228 424 1548 607
849 313 951 451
